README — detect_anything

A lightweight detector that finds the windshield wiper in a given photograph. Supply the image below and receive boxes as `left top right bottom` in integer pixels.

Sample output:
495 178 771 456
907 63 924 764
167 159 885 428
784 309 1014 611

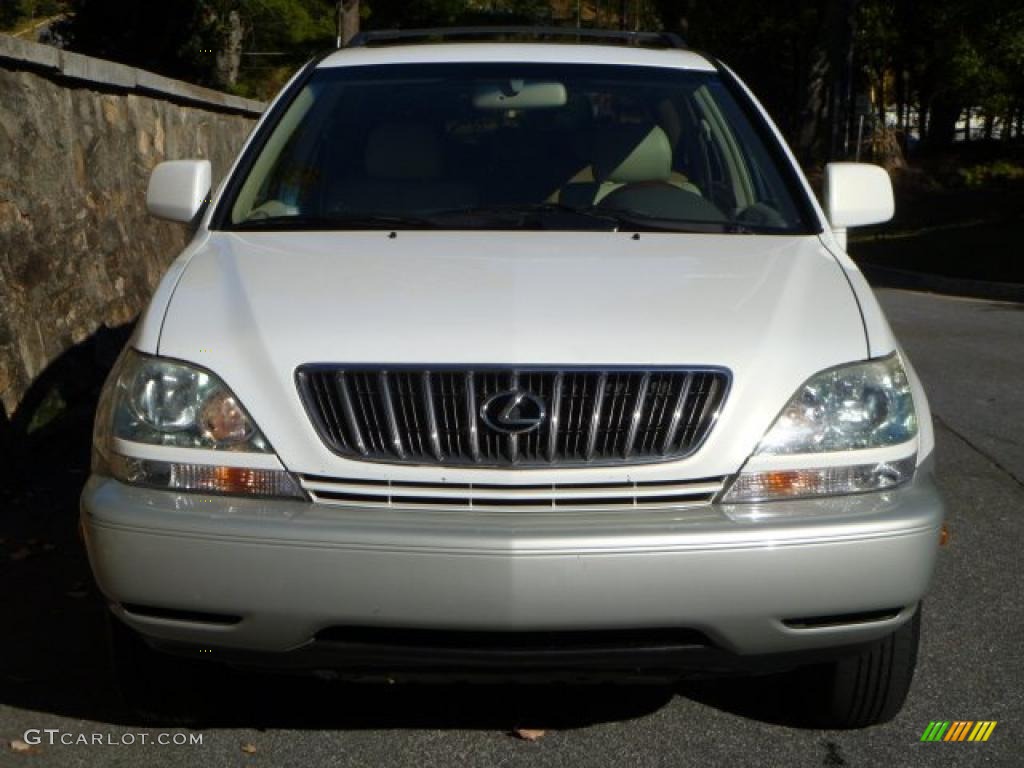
233 208 764 235
234 213 439 231
581 207 744 234
425 203 754 234
424 202 623 230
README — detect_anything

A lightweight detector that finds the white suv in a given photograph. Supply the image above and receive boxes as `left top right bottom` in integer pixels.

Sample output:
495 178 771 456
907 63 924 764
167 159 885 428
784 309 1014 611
82 28 943 727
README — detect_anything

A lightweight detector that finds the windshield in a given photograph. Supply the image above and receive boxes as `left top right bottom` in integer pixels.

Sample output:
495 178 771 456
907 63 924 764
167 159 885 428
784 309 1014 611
223 63 814 234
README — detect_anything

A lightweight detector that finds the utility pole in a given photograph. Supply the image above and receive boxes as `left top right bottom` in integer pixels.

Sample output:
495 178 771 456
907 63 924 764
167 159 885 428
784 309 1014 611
577 0 582 29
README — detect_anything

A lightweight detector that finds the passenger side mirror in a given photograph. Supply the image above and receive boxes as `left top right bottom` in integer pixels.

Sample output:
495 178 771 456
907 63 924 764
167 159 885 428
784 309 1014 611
146 160 212 223
823 162 895 230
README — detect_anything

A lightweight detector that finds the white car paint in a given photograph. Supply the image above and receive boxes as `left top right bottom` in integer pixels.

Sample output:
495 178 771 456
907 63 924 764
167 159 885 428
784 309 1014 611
127 43 925 484
154 231 872 484
316 42 718 72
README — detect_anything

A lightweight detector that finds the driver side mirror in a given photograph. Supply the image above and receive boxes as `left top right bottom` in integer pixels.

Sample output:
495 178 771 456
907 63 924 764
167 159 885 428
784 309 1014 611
823 162 894 233
146 160 212 223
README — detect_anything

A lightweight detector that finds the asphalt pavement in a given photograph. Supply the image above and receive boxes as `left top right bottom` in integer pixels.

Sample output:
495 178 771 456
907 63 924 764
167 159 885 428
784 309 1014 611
1 287 1021 767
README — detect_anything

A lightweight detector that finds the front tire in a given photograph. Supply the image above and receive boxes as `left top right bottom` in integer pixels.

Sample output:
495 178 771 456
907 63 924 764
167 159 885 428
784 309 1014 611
803 606 921 728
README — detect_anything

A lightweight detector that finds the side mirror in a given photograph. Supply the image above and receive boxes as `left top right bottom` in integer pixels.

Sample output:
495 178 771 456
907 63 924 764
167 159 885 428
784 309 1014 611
823 162 894 230
146 160 212 223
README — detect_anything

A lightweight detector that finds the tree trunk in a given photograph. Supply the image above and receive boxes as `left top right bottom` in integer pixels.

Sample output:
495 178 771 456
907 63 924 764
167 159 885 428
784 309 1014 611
795 0 859 164
927 97 961 148
213 10 243 89
340 0 359 47
877 72 886 127
796 43 830 163
895 68 906 135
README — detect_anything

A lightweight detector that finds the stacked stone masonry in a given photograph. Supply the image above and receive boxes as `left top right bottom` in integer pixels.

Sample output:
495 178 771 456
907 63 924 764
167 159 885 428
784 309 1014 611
0 35 264 417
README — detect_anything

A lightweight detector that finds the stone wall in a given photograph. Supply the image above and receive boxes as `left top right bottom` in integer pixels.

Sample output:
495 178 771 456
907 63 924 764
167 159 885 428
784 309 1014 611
0 35 265 420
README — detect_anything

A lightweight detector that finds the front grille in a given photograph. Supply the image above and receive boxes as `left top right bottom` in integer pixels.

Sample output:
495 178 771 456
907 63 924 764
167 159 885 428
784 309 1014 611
300 474 726 511
296 367 729 467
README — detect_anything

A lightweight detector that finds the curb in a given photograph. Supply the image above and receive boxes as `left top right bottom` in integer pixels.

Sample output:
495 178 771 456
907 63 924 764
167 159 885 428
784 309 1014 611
857 263 1024 304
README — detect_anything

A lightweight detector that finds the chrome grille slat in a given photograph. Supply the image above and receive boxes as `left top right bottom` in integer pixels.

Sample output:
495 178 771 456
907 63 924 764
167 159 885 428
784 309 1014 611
306 373 346 452
297 367 728 467
547 372 564 462
623 372 650 458
300 474 727 512
465 371 481 463
661 373 694 455
335 372 368 456
421 372 444 462
585 372 609 461
351 372 387 454
378 372 406 460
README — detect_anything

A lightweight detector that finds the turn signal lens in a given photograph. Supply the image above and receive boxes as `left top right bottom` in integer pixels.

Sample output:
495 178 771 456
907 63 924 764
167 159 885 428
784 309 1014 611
722 457 916 503
109 455 305 499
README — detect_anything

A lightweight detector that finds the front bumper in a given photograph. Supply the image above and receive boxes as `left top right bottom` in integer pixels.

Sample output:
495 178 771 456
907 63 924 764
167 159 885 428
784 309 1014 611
81 472 943 668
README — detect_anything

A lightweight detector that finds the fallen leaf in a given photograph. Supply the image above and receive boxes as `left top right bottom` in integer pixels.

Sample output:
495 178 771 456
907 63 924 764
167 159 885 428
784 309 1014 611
513 728 546 742
240 743 257 755
9 739 36 753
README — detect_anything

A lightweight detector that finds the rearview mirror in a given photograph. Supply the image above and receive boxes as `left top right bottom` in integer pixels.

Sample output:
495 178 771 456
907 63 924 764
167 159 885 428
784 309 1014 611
473 80 567 110
146 160 212 223
823 162 894 230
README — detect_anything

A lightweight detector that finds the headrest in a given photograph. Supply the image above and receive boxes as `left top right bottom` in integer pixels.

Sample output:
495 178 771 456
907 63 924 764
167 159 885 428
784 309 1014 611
365 123 442 180
593 124 672 184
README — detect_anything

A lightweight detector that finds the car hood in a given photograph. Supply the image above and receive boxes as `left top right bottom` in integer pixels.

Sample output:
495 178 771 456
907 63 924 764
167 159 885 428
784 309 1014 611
157 231 867 481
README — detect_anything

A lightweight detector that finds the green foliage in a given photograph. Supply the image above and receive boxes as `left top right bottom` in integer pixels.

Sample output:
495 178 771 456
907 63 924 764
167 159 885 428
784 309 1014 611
62 0 337 92
958 160 1024 187
363 0 551 28
52 0 1024 143
0 0 65 31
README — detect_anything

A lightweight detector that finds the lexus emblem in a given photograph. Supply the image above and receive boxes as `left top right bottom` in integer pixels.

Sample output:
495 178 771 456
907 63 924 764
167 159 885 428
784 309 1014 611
480 388 547 434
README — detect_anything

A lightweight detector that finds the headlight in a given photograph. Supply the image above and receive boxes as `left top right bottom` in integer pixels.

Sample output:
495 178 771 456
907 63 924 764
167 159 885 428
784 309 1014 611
92 349 303 499
755 354 917 455
723 354 918 503
110 351 270 450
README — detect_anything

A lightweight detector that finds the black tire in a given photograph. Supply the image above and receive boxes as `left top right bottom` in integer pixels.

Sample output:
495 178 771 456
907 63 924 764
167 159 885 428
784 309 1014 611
106 611 219 725
802 606 921 728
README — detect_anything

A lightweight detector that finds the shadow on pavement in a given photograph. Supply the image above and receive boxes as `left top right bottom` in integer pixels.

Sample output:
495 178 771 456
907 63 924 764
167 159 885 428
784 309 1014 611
0 322 134 724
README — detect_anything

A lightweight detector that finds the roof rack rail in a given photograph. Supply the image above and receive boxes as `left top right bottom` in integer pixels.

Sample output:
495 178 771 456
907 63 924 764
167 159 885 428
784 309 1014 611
345 26 686 50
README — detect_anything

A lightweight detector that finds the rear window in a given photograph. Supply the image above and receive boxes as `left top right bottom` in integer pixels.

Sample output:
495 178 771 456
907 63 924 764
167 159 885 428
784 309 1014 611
221 63 815 234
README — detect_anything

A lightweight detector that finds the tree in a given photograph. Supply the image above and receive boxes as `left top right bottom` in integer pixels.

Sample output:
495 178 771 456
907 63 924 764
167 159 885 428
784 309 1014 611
62 0 337 90
0 0 64 31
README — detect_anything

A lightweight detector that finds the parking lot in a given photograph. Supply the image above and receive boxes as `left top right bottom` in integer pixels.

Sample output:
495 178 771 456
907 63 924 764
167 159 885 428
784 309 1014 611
1 287 1021 767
